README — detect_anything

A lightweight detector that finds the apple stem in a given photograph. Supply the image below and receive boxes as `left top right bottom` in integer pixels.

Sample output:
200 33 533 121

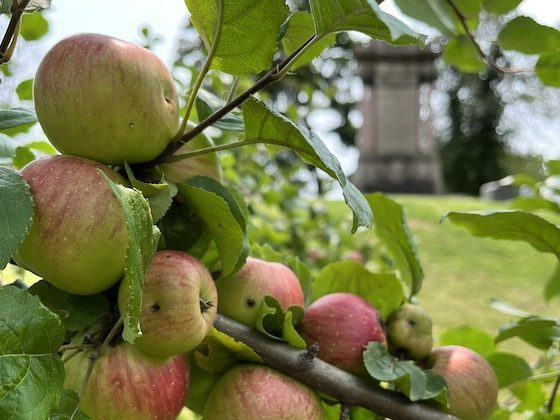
72 350 99 419
99 315 124 354
213 314 457 420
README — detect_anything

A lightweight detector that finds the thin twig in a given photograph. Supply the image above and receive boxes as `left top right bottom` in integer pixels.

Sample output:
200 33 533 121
546 374 560 413
0 0 31 64
446 0 527 74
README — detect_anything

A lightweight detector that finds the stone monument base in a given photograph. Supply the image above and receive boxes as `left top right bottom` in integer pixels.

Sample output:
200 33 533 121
351 154 442 194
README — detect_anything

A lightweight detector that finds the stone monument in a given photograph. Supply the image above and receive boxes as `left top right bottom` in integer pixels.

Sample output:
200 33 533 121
352 41 442 193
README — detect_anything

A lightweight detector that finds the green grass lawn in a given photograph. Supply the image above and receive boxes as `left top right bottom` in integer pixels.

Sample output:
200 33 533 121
388 194 558 360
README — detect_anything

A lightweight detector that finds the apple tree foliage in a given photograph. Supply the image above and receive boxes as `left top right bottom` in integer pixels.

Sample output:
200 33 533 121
1 0 560 418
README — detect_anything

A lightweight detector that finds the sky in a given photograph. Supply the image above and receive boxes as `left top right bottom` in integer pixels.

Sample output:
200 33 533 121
1 0 560 173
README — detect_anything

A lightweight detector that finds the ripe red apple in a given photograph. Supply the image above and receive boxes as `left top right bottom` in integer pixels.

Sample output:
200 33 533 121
427 345 498 419
160 130 223 183
64 341 188 420
13 155 129 295
215 257 304 326
118 250 218 357
34 33 179 164
299 292 386 376
386 303 433 361
202 364 323 420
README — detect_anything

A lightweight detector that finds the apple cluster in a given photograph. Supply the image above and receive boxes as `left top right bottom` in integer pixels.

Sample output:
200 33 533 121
14 32 498 419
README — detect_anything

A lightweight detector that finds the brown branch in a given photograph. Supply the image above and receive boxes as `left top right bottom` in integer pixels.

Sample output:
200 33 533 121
546 373 560 413
446 0 527 74
0 0 31 64
213 314 456 420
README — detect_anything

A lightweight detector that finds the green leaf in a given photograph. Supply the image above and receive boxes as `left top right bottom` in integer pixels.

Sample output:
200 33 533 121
483 0 523 15
367 193 423 297
25 141 57 156
498 17 560 55
104 179 158 343
510 197 560 213
544 263 560 302
445 210 560 259
242 97 372 232
185 0 289 75
510 381 547 412
124 163 175 223
486 352 531 388
363 342 446 402
12 146 36 169
454 0 483 19
443 35 486 72
309 0 424 46
495 317 560 350
0 166 34 269
195 328 262 372
0 107 37 131
20 12 49 41
546 160 560 176
177 177 248 278
281 12 336 70
28 280 110 332
16 79 33 101
311 260 404 319
439 325 495 356
536 52 560 87
158 200 210 257
0 134 16 164
394 0 458 35
255 296 306 348
49 389 89 420
0 286 65 419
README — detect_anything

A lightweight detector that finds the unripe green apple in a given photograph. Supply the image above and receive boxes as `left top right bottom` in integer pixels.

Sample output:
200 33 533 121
216 257 304 327
13 155 129 295
34 33 179 164
160 130 223 183
118 250 218 357
64 341 188 420
427 345 498 419
299 292 386 376
386 303 433 361
203 364 323 420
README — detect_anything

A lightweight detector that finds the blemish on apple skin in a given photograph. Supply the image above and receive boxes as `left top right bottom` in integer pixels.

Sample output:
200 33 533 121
246 297 256 308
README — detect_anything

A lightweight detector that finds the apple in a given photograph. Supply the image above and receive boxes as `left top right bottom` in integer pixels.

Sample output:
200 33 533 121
34 33 179 164
386 303 433 361
299 292 386 376
427 345 498 420
215 257 304 327
64 341 188 420
13 155 130 295
160 130 223 183
203 364 323 420
118 250 218 357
